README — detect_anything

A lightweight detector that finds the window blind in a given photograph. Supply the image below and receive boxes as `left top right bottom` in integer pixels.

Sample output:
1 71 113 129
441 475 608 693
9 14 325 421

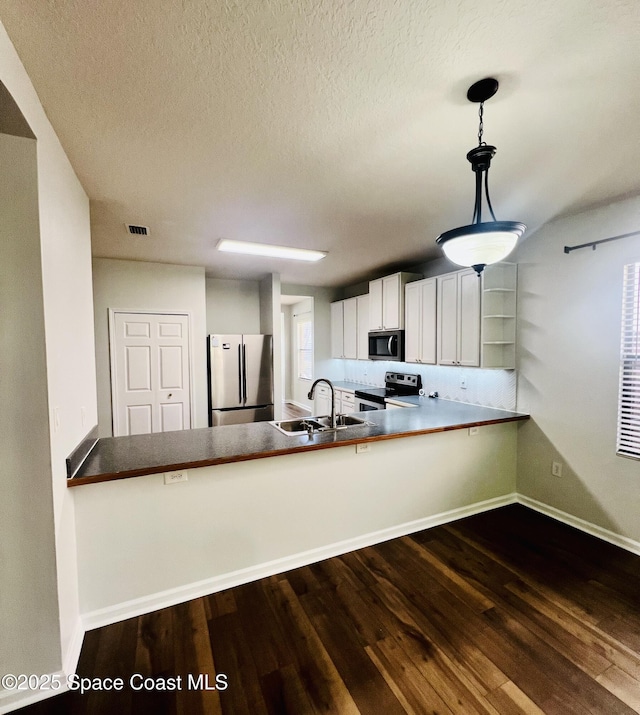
617 262 640 458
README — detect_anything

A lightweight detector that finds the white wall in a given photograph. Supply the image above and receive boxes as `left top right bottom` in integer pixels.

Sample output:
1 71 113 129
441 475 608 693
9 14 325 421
75 422 518 616
92 258 207 436
1 18 97 701
515 194 640 542
0 133 60 681
205 277 260 334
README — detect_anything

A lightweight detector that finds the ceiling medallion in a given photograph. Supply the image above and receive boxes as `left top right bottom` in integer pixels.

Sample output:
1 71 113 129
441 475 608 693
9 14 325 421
436 78 526 275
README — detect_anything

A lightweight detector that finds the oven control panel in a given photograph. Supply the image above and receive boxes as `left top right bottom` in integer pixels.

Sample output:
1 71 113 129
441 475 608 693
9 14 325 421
385 372 421 390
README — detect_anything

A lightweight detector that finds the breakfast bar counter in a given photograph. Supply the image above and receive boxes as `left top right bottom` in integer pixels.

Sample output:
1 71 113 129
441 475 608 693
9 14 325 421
68 398 528 486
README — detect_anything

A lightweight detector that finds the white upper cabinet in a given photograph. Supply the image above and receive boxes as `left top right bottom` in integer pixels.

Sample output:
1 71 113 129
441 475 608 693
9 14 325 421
437 269 480 367
369 272 422 330
331 296 362 359
405 278 437 364
332 264 515 368
342 297 358 359
356 294 369 360
369 279 384 330
458 270 481 366
436 263 517 369
382 274 401 329
330 301 344 359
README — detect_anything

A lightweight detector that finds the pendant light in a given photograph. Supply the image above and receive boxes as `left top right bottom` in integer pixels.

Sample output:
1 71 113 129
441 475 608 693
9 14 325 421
436 78 525 275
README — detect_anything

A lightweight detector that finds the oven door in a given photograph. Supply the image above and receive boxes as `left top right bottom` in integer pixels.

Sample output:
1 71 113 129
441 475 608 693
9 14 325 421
356 396 384 411
368 330 404 361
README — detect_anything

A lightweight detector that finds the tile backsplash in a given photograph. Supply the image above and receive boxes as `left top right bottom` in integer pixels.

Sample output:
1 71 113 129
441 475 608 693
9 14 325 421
341 361 516 411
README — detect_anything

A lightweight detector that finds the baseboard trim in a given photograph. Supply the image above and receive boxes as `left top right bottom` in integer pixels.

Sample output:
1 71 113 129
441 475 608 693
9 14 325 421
82 492 517 630
516 494 640 557
0 670 69 715
0 618 83 714
62 617 85 677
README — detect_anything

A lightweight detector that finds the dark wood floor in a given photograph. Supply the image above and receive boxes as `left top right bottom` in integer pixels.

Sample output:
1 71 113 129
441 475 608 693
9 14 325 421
281 402 311 419
19 505 640 714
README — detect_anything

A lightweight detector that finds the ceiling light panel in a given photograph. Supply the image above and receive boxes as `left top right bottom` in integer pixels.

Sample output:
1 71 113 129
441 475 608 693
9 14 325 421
216 239 327 262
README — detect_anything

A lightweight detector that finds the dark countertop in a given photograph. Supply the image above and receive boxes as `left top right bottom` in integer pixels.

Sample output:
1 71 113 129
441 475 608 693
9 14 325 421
324 380 370 391
68 399 528 487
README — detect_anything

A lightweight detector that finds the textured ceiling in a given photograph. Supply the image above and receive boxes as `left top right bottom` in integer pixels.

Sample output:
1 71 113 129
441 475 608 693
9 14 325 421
1 0 640 287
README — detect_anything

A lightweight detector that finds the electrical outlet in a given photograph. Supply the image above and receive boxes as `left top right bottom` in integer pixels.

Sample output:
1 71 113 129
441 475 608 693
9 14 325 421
460 376 467 389
356 443 371 454
552 461 562 478
468 426 480 436
164 470 188 484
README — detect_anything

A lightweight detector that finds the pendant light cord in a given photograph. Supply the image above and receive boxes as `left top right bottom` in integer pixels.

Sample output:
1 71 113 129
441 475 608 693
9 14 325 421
471 101 496 223
477 102 486 146
472 100 497 222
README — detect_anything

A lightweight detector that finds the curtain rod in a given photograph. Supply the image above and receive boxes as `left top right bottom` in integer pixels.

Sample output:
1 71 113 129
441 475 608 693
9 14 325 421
564 229 640 254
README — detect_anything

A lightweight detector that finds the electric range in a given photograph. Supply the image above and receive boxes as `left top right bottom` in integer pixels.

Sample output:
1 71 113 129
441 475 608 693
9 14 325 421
354 372 422 410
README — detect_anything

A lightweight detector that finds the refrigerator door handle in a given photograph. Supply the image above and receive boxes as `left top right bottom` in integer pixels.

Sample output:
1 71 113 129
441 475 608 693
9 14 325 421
238 343 243 404
242 344 248 405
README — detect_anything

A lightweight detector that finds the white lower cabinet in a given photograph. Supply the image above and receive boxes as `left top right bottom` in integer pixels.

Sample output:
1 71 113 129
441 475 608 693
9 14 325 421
314 386 355 416
314 385 332 416
339 389 355 414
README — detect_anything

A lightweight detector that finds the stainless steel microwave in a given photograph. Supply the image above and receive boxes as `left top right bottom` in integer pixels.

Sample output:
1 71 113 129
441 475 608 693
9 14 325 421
368 330 405 361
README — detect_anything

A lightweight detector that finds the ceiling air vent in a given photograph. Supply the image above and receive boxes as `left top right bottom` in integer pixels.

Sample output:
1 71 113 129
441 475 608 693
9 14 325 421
125 224 149 236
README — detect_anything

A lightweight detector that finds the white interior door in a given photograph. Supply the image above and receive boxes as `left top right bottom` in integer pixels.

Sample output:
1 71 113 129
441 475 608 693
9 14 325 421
111 312 191 436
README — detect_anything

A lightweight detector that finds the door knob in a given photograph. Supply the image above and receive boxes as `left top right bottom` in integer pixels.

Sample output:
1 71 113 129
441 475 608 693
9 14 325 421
168 393 172 399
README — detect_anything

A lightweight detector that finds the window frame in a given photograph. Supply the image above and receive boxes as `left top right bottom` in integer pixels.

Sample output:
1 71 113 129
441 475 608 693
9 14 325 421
295 312 313 382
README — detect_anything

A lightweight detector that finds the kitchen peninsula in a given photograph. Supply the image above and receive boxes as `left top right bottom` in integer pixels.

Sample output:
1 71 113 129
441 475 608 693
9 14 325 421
68 398 527 486
71 399 527 626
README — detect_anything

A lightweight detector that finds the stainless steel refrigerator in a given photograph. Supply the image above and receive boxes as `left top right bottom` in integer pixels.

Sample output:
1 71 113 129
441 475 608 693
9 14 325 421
207 334 274 426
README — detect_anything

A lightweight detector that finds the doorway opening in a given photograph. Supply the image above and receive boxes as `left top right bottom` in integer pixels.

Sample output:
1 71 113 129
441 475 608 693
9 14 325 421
280 295 314 418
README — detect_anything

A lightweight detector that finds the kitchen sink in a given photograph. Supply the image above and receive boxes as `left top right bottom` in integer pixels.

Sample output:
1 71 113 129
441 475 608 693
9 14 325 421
270 414 368 436
316 414 368 428
270 418 326 435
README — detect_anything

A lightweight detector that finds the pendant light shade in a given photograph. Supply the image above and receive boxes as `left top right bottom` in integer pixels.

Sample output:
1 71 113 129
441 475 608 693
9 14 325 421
438 221 526 272
436 78 525 275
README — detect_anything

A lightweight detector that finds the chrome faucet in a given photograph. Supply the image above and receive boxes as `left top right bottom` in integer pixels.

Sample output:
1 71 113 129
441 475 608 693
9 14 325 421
307 378 336 429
